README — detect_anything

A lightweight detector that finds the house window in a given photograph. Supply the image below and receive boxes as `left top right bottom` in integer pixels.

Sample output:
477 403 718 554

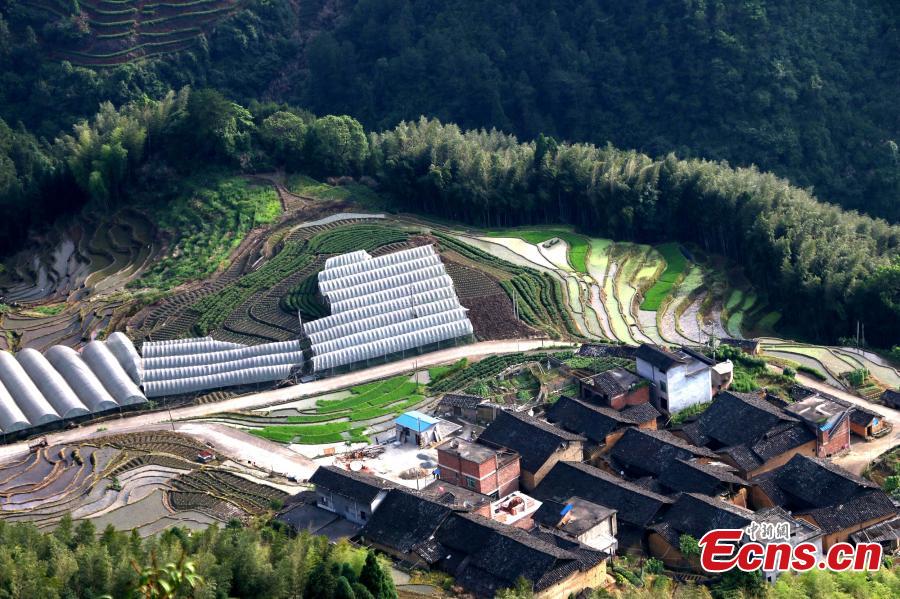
659 381 667 392
466 477 477 489
360 511 367 521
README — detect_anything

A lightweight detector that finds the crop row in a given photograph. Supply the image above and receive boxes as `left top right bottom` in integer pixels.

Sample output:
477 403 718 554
429 352 552 393
281 274 327 319
307 225 408 255
192 241 314 335
316 375 418 413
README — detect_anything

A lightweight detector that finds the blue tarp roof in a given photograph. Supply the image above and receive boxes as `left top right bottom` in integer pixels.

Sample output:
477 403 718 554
395 410 440 432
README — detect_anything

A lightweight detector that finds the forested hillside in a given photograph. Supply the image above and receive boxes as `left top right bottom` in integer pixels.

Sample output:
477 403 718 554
2 0 899 222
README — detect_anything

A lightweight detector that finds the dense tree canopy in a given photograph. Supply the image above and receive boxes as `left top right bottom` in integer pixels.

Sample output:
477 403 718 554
0 516 396 599
1 1 898 222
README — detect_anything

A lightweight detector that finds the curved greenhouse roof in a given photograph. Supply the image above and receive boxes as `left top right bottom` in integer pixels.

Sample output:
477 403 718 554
17 348 89 419
0 351 60 425
105 332 143 384
82 342 147 406
45 345 119 413
0 379 30 433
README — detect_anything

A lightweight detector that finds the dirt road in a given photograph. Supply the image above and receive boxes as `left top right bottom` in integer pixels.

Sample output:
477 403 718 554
0 339 565 464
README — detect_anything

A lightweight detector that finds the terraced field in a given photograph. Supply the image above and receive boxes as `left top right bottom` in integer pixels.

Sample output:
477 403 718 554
454 228 756 347
30 0 246 66
0 431 293 536
760 339 900 393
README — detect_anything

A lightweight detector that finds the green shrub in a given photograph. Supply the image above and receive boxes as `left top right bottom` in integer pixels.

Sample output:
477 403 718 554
797 365 827 381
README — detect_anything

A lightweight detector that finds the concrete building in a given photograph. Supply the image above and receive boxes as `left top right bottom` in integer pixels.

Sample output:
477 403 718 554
436 438 521 498
533 496 618 554
395 410 459 447
635 345 713 414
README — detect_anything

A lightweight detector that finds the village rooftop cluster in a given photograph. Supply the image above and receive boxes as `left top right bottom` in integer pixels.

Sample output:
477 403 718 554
278 342 900 597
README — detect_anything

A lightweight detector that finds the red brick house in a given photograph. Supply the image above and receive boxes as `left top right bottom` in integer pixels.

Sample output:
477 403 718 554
578 367 649 410
436 438 520 498
784 395 852 457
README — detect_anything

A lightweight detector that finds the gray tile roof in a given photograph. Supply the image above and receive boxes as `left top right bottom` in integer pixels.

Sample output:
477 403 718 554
533 461 672 527
545 395 656 443
478 410 585 472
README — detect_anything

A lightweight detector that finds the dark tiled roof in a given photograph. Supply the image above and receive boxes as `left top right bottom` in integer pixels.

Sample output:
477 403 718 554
533 461 672 527
635 344 691 371
358 488 453 553
438 393 484 410
436 512 606 596
659 493 757 540
657 458 747 496
309 466 393 503
882 389 900 408
545 395 633 443
798 491 897 534
717 420 816 473
478 410 585 472
610 428 717 476
753 454 897 534
771 454 879 507
850 515 900 544
621 403 662 424
578 344 636 359
584 367 641 397
681 347 716 366
693 391 797 448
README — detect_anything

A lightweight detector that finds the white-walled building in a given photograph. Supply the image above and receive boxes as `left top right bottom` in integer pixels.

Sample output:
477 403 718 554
635 344 712 414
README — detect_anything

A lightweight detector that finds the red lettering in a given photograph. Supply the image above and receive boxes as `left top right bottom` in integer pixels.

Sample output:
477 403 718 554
790 542 819 571
827 543 855 571
761 542 793 571
853 543 882 571
737 542 765 572
699 529 742 573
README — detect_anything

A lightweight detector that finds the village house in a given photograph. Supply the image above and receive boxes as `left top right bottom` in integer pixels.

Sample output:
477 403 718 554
436 437 521 498
532 496 618 554
784 394 852 457
648 492 758 570
357 487 457 566
750 454 898 549
478 410 585 491
790 384 890 439
578 367 649 409
308 465 394 525
533 461 673 552
394 410 460 447
545 394 659 458
430 512 609 599
423 478 493 516
607 427 718 479
656 458 750 507
850 515 900 556
679 390 817 478
881 389 900 410
635 344 713 414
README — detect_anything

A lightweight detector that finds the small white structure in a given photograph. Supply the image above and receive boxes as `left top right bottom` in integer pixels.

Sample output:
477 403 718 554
395 410 459 447
635 344 712 414
533 496 618 554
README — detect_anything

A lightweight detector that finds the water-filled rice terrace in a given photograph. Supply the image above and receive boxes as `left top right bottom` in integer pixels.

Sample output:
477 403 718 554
0 431 291 536
28 0 245 65
446 227 774 346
